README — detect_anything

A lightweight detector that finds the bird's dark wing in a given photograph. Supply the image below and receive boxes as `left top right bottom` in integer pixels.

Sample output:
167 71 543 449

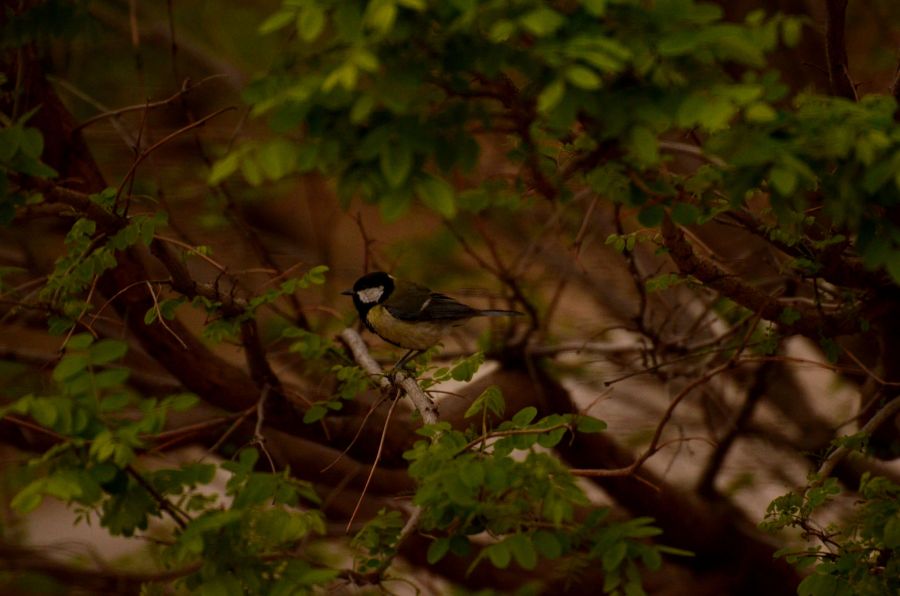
385 284 479 322
419 293 481 320
380 281 435 320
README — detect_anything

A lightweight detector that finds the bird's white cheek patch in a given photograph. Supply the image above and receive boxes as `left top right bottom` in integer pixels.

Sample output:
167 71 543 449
357 286 384 304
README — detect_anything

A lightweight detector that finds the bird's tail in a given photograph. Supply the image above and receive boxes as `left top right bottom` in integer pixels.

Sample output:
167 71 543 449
476 309 525 317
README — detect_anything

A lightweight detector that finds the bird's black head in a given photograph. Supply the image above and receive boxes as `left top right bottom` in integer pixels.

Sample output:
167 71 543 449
342 271 395 317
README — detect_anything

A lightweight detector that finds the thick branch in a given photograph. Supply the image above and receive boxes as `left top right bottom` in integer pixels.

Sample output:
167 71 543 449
721 209 885 290
824 0 858 100
697 361 773 497
817 395 900 480
661 216 858 338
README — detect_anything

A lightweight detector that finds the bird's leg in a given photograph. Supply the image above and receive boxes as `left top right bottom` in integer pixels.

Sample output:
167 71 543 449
388 349 421 383
395 349 420 370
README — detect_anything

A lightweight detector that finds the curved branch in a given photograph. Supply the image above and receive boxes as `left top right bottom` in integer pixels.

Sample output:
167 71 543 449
661 215 858 338
817 395 900 480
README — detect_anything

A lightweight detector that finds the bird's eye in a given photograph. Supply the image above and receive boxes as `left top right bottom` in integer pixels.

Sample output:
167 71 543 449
357 286 384 304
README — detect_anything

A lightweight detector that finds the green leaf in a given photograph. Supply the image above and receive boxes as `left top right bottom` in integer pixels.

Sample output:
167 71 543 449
486 542 511 568
488 20 516 42
449 352 484 382
365 0 397 34
0 125 21 160
637 204 664 228
257 140 297 180
628 126 658 166
779 308 801 325
511 406 537 426
583 0 606 17
415 174 456 218
94 369 130 388
167 393 199 412
532 531 562 558
519 7 564 37
52 354 89 382
380 141 413 188
19 127 44 158
781 17 803 47
769 166 797 196
259 10 295 34
427 537 451 564
464 385 504 419
602 541 627 572
397 0 426 9
459 460 484 488
305 265 329 285
883 514 900 548
797 574 840 596
671 203 700 225
379 189 412 221
11 481 44 513
66 333 94 350
100 393 131 413
89 339 127 365
656 545 694 557
349 48 379 72
537 80 566 114
239 153 264 186
30 398 58 428
565 65 601 90
298 5 326 42
885 252 900 285
536 426 567 448
745 101 777 122
303 403 329 423
576 415 607 433
508 534 537 570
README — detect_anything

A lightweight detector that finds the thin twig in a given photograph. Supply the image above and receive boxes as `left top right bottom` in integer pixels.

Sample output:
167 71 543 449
462 423 572 452
321 395 390 473
346 394 401 532
573 344 753 478
73 75 226 131
252 386 277 472
145 281 188 349
115 106 236 201
125 464 189 529
204 404 257 458
154 235 228 273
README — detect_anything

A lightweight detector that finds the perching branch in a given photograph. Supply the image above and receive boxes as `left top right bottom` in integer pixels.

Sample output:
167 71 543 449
339 328 439 425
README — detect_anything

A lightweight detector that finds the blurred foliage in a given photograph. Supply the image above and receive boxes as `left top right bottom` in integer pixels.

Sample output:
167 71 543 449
2 0 900 594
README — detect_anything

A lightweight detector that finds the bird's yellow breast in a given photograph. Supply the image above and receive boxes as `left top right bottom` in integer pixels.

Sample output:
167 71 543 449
365 305 450 351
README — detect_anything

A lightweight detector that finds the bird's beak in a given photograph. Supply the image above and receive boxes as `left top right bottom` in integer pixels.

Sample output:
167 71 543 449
340 289 353 296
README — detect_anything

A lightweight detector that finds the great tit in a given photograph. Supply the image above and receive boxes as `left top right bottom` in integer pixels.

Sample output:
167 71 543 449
342 271 522 366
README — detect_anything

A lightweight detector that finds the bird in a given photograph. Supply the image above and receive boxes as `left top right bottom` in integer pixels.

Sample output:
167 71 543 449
342 271 523 369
